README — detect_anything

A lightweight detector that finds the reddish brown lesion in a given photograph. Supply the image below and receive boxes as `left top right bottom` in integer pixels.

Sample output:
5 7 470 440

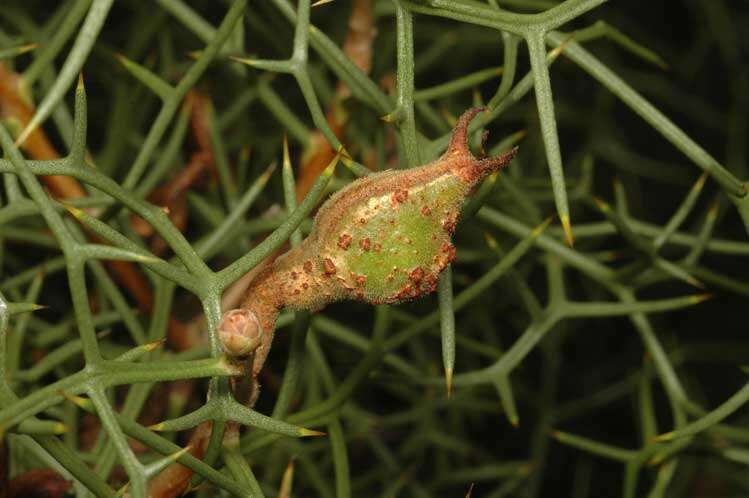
323 258 337 276
391 189 409 206
409 266 425 285
338 233 353 249
442 217 457 234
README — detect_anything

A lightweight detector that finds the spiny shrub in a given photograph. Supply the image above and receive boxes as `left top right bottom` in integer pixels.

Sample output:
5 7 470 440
1 1 748 497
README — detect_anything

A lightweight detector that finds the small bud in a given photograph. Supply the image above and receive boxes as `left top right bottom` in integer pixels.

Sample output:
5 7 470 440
217 309 263 358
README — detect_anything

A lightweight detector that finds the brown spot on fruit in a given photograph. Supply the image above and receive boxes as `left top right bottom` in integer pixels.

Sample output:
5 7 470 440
421 205 431 216
359 217 367 225
338 233 352 250
409 267 424 284
303 260 313 273
291 271 299 280
391 189 409 206
441 242 457 263
355 274 367 286
442 218 457 234
302 282 309 290
360 237 371 251
323 258 337 276
373 243 382 252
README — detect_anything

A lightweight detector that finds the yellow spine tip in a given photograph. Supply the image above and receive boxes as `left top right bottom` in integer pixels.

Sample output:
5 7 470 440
300 428 327 437
591 196 609 212
282 134 291 168
560 215 574 246
144 339 166 352
694 171 709 190
513 128 528 141
148 423 165 432
337 145 351 159
483 231 498 250
532 215 555 237
653 431 674 442
53 423 68 434
464 483 475 498
62 392 91 410
692 293 712 304
171 445 192 460
77 72 85 91
18 43 39 54
686 276 705 289
228 55 253 66
61 202 85 219
31 303 48 311
312 0 334 6
509 415 519 428
323 153 341 177
261 164 277 183
445 367 454 398
14 126 32 148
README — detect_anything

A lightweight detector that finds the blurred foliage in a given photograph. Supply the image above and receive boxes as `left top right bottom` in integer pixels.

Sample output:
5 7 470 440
1 0 749 497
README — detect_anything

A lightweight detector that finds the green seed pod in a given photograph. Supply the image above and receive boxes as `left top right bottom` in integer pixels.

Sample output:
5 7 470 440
234 107 517 376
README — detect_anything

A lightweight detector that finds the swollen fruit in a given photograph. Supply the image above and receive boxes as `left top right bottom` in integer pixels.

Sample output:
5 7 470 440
219 107 517 375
